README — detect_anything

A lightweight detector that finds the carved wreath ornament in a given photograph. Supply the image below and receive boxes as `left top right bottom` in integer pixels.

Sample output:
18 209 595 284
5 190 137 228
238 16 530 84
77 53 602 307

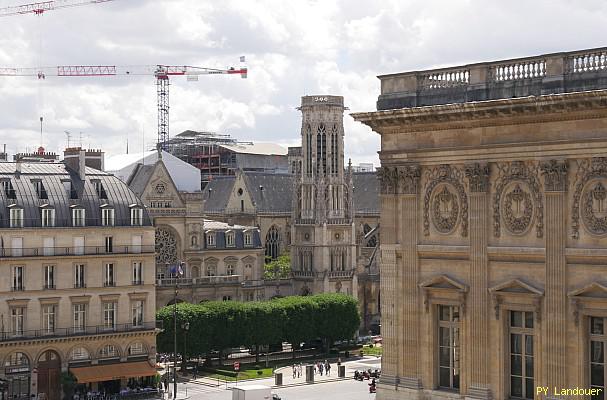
423 165 468 237
502 184 534 235
572 158 607 238
581 180 607 236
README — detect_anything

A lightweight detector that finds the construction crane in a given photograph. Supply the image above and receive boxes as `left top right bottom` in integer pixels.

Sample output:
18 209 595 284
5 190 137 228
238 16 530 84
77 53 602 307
0 63 248 149
0 0 114 17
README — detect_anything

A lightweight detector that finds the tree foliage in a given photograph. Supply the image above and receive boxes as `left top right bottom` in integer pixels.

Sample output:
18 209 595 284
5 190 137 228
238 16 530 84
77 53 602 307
156 293 360 356
263 253 291 279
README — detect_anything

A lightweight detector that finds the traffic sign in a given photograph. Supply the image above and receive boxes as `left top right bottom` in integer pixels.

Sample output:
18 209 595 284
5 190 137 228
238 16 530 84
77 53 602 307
233 362 240 371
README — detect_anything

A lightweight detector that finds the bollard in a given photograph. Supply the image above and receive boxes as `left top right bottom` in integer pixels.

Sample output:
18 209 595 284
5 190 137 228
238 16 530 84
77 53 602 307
338 365 346 378
275 372 283 386
306 365 315 383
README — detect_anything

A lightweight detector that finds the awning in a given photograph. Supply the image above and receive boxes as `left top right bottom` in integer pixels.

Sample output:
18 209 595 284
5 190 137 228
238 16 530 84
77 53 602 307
70 361 157 383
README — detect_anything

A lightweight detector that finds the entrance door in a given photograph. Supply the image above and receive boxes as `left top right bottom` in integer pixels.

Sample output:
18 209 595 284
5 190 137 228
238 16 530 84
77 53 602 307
37 350 61 400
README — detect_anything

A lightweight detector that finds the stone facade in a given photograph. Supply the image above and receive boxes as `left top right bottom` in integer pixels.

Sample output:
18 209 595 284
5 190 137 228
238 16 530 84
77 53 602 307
353 48 607 399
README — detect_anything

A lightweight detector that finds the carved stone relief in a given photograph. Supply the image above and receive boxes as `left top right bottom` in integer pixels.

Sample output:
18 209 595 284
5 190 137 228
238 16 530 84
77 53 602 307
156 227 178 265
423 165 468 237
378 167 398 194
572 158 607 238
493 161 543 238
397 164 421 194
464 162 490 193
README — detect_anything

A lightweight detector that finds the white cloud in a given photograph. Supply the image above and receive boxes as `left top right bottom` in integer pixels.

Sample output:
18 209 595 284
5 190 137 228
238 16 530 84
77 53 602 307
0 0 604 167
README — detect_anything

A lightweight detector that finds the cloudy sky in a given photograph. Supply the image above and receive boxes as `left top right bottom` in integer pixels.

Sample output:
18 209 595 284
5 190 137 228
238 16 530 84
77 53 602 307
0 0 605 165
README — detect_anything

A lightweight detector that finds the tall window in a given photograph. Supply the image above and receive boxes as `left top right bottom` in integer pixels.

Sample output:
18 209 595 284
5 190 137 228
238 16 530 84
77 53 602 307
44 265 55 289
33 180 48 199
510 311 534 399
132 262 143 285
73 236 85 255
226 231 235 247
438 305 460 390
73 303 86 333
104 263 115 287
105 236 113 253
316 124 327 176
9 208 23 228
265 226 280 260
41 208 55 227
206 263 216 277
42 305 56 334
226 264 235 276
12 266 24 291
331 125 339 174
206 232 215 247
11 308 24 336
101 208 115 226
74 264 86 288
131 300 144 327
305 124 312 177
590 316 606 400
72 208 85 227
130 207 143 226
103 302 116 330
244 232 252 246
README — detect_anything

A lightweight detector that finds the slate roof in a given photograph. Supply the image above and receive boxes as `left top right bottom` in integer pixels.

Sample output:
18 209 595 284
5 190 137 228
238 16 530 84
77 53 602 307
202 171 379 216
203 219 262 249
243 173 293 213
127 164 155 197
352 172 380 214
0 162 151 228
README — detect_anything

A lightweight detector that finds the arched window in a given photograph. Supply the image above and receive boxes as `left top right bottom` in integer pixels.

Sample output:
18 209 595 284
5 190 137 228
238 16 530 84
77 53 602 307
191 235 198 247
99 344 118 359
265 226 280 260
316 124 327 176
331 124 339 175
155 228 178 265
306 124 312 177
70 347 90 361
5 352 29 367
127 342 146 356
191 265 200 278
206 263 217 277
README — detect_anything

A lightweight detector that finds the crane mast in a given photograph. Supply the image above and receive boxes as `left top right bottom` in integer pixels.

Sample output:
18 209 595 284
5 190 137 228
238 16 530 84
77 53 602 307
0 0 114 17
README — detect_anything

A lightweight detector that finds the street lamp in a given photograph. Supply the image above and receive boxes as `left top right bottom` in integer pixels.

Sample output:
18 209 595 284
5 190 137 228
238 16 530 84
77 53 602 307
181 322 190 375
170 261 184 400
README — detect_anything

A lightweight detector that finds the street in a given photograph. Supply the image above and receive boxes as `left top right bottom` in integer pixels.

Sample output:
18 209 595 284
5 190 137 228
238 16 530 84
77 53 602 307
177 379 377 400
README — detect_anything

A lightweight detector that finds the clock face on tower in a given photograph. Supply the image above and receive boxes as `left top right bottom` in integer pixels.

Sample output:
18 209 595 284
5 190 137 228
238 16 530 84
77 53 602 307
155 183 166 194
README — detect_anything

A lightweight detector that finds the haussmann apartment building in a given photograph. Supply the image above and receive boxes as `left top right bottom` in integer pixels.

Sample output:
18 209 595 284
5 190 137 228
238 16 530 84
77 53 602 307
0 148 158 400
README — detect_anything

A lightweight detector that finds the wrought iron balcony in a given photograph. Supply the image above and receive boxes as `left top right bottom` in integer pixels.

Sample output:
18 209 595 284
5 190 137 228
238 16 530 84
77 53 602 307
0 321 158 343
0 245 155 258
328 269 355 279
156 274 242 287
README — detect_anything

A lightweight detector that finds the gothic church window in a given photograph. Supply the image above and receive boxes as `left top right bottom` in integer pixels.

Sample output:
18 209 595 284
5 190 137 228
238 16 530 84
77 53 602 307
306 125 313 177
155 228 178 265
316 124 327 176
331 124 338 175
265 226 280 260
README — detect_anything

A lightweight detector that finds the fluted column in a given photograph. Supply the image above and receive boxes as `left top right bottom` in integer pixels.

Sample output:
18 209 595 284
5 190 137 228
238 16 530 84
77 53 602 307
377 167 399 389
465 163 492 399
540 160 568 394
398 164 423 390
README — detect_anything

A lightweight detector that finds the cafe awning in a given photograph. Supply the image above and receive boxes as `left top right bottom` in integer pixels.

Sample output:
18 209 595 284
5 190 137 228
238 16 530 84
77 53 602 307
70 361 157 383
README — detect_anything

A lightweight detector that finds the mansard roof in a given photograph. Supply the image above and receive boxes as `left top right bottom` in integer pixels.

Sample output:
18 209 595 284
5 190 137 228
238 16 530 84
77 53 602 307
0 162 151 228
203 171 379 215
127 164 156 197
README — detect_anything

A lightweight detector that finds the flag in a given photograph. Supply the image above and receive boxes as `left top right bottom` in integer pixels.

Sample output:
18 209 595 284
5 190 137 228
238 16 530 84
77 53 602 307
240 56 246 63
169 262 184 277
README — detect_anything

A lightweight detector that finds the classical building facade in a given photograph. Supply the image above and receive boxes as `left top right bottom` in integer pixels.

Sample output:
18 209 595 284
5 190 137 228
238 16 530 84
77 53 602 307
202 96 382 333
353 47 607 400
123 152 265 307
0 149 157 400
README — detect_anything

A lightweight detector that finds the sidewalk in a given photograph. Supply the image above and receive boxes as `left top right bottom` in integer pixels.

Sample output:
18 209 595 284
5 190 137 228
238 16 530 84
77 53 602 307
182 356 382 389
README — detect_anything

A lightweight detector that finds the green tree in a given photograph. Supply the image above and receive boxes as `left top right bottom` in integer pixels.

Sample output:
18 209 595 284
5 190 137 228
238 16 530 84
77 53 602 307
264 253 291 279
276 296 317 358
312 293 360 353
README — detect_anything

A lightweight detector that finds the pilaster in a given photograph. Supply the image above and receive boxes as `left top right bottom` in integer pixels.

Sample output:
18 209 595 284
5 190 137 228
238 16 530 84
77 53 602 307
397 164 423 390
540 160 568 394
464 163 492 400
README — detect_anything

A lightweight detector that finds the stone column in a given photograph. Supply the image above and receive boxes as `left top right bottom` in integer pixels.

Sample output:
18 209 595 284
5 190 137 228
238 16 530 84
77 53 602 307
395 164 423 394
465 163 492 400
540 160 568 394
377 167 400 396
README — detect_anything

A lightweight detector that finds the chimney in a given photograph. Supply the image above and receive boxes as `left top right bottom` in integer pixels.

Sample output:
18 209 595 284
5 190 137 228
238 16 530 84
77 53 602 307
63 147 86 180
84 149 105 171
15 159 21 178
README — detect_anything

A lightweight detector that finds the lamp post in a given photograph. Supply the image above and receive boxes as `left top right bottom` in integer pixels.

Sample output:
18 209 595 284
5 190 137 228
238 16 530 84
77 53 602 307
173 268 178 400
181 322 190 375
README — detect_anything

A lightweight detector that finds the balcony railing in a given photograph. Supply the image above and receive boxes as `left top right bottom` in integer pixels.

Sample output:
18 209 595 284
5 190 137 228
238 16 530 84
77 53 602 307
0 245 155 258
0 321 158 343
291 270 316 278
0 217 151 229
156 275 242 287
327 218 351 225
377 47 607 110
328 270 355 279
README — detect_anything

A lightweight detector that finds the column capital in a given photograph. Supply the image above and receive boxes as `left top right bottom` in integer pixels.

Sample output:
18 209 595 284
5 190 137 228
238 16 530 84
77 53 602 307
397 164 421 194
540 159 568 192
465 162 490 193
378 166 398 195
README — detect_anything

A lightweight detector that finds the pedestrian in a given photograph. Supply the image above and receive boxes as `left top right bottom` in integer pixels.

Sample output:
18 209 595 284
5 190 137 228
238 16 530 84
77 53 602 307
337 357 342 367
297 363 302 378
326 360 331 376
293 364 296 379
319 362 324 376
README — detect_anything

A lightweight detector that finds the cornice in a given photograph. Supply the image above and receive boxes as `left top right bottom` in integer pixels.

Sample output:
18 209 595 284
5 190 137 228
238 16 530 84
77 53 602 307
352 90 607 133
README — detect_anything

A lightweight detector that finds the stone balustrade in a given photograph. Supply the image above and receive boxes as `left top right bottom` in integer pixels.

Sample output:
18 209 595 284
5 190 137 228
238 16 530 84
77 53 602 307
377 47 607 110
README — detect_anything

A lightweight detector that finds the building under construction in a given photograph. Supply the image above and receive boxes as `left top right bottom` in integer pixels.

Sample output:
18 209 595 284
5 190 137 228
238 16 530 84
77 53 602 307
166 130 289 188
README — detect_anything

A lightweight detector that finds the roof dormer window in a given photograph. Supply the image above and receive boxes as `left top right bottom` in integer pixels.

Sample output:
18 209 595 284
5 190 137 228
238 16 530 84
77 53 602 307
244 231 253 246
40 205 55 227
92 180 107 199
32 180 48 199
2 180 15 199
206 231 216 247
226 231 235 247
71 205 86 227
8 205 23 228
100 205 115 227
130 205 143 226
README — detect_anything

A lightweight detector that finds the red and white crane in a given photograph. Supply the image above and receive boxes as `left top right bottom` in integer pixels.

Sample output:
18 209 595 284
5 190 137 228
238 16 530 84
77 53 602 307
0 0 114 17
0 63 248 148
